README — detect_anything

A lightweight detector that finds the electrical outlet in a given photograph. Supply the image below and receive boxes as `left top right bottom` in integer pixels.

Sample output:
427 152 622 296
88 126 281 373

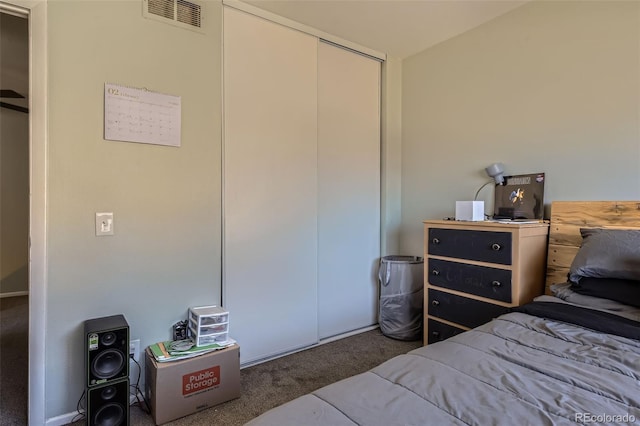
129 339 142 400
129 339 140 361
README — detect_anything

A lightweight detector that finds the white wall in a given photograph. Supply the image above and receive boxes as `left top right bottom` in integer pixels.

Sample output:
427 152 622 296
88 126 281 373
45 0 222 418
400 0 640 256
37 0 640 419
38 0 402 419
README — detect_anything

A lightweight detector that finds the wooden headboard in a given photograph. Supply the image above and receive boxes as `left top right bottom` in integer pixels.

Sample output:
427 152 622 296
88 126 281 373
544 201 640 294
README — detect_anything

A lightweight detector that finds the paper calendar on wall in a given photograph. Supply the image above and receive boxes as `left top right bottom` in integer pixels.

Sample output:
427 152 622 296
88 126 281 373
104 83 181 147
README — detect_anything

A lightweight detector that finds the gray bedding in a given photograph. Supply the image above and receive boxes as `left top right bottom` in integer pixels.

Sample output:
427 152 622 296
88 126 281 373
246 303 640 426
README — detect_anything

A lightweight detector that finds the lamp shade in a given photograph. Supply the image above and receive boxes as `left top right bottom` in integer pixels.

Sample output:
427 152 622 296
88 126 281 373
485 163 505 184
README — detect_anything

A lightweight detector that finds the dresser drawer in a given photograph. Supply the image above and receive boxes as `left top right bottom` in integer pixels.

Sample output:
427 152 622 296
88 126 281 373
428 288 509 329
428 258 512 303
428 228 512 265
427 319 465 344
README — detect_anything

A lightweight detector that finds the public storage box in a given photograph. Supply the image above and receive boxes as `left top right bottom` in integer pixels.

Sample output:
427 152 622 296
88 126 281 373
145 344 240 425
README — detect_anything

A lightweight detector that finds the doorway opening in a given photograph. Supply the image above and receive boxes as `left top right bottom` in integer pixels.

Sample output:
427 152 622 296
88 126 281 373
0 8 29 425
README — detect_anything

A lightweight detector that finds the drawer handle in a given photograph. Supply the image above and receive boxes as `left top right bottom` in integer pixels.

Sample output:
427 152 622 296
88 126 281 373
431 331 440 337
492 280 502 287
432 237 440 244
491 243 502 251
432 269 440 276
432 300 440 306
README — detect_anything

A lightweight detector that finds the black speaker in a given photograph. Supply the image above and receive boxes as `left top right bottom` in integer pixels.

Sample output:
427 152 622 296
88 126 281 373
84 314 129 388
84 314 130 426
86 377 130 426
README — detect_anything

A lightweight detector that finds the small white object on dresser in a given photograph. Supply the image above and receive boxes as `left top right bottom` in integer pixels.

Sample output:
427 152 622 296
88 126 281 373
455 201 485 221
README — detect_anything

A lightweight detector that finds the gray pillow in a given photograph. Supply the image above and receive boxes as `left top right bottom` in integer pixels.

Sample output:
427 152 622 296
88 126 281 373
570 277 640 307
545 284 640 322
568 228 640 283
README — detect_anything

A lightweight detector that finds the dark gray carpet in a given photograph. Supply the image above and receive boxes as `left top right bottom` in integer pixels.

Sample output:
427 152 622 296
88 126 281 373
133 329 422 425
0 295 29 426
0 299 421 425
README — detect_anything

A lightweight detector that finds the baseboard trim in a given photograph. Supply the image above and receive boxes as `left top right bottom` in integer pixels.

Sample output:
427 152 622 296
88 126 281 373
240 324 380 369
319 325 379 345
45 391 144 426
45 411 77 426
0 291 28 298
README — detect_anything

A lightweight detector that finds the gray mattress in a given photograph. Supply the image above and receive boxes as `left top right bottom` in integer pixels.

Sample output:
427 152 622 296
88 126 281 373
246 301 640 426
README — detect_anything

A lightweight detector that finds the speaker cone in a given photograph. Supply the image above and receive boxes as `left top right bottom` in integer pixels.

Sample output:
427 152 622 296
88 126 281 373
101 385 117 400
91 349 125 379
93 402 125 426
100 331 117 346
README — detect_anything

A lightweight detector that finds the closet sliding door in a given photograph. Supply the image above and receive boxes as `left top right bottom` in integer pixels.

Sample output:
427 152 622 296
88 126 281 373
223 7 319 364
317 42 381 339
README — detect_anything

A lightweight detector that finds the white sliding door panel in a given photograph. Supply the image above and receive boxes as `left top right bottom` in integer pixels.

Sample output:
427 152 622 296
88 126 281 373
317 42 381 339
223 7 319 364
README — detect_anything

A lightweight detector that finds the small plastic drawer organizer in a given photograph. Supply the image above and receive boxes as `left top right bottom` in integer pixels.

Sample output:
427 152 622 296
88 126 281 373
189 305 230 347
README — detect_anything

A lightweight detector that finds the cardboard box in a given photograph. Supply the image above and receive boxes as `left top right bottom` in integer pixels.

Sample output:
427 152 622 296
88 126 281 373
145 344 240 425
455 201 485 221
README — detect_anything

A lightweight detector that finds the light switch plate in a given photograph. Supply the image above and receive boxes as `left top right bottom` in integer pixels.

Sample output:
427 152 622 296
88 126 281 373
95 212 114 236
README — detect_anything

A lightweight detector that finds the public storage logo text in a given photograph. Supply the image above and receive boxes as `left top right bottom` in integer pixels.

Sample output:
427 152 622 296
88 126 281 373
182 366 221 396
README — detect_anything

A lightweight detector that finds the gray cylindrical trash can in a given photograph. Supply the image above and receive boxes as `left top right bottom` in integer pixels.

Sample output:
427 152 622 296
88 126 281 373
378 255 424 341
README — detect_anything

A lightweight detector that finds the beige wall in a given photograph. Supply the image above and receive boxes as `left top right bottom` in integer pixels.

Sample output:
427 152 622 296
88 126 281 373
400 0 640 256
45 0 222 417
0 13 29 295
0 107 29 294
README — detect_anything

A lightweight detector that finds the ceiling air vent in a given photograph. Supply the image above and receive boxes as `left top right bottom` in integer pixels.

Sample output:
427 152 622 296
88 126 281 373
143 0 203 33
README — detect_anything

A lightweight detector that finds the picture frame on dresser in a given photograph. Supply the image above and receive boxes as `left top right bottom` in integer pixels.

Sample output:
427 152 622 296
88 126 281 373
423 220 549 344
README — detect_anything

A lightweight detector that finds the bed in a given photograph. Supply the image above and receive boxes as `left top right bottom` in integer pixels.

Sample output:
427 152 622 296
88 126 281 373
246 201 640 426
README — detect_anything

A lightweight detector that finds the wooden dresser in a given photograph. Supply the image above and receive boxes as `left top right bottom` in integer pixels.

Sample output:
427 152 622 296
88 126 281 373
423 220 549 345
